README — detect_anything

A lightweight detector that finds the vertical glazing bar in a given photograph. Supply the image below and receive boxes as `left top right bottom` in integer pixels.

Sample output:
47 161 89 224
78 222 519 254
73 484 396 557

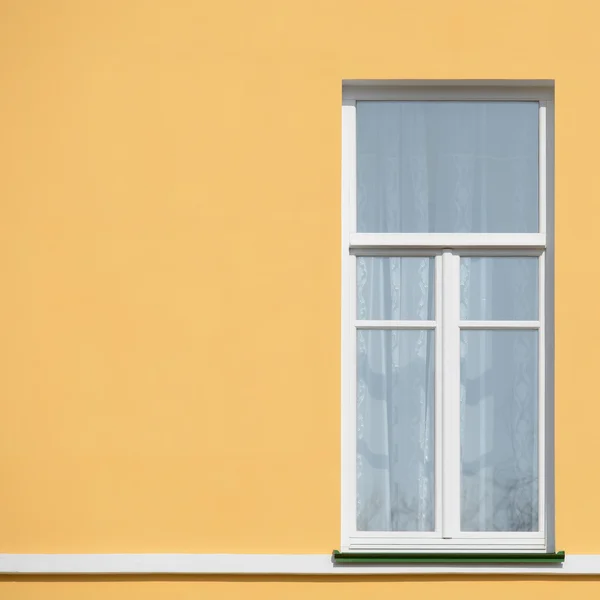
539 103 547 234
544 97 555 553
538 251 546 535
442 251 460 538
434 254 443 535
341 100 357 548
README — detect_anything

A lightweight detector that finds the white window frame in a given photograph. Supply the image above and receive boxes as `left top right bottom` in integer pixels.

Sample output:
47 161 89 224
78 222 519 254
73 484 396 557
341 81 555 553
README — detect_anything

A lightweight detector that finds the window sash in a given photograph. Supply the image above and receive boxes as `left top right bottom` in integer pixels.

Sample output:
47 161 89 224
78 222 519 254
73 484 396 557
346 250 545 548
341 85 553 552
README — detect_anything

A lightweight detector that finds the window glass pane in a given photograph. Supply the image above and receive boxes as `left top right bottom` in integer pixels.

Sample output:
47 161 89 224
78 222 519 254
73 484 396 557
357 329 435 531
357 257 434 320
460 257 539 320
460 330 538 532
357 102 538 233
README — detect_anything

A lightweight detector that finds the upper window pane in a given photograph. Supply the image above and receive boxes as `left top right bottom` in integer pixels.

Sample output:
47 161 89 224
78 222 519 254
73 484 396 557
357 257 434 320
356 101 539 233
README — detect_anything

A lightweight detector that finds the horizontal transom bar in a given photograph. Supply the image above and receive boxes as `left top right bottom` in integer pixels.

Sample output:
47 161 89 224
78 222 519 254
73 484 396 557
355 320 436 329
350 233 546 250
459 320 540 329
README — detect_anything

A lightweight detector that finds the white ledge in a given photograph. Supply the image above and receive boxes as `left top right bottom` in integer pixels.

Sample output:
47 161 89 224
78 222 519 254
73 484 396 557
0 554 598 575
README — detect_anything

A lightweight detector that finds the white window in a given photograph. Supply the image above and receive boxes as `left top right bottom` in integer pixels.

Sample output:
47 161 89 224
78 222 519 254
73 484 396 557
341 82 554 553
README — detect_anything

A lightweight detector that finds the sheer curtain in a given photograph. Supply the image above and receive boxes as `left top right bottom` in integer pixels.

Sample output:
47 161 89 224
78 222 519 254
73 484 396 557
356 257 435 531
356 101 538 234
355 101 539 533
460 258 539 532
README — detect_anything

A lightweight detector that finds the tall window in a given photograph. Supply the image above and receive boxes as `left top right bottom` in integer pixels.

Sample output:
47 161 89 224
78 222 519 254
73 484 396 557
341 82 554 552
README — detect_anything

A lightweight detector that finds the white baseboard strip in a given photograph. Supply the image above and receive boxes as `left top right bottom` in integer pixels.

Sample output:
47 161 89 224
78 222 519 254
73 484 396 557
0 554 599 575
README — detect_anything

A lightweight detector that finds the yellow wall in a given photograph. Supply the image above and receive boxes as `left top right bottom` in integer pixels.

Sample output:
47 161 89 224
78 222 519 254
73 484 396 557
0 0 599 596
0 577 599 600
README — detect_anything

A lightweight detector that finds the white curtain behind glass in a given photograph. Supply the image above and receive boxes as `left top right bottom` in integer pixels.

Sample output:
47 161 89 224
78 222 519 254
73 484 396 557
460 258 539 532
357 102 538 233
356 257 435 531
355 102 539 533
356 258 539 533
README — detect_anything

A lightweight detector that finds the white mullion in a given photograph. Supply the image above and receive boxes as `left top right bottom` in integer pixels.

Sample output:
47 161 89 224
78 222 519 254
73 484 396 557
434 254 443 536
442 251 461 538
355 320 436 330
538 104 547 540
459 320 540 330
343 100 357 233
539 103 547 234
340 100 356 549
538 251 546 534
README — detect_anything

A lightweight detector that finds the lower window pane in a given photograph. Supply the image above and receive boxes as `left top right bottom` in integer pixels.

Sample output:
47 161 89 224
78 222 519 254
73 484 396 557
460 330 539 532
356 329 435 531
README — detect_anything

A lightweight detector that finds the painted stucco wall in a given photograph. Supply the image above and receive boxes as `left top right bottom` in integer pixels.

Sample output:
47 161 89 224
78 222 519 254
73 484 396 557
0 0 598 597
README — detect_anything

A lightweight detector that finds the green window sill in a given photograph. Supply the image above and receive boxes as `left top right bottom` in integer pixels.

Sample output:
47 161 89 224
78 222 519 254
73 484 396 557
332 550 566 564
